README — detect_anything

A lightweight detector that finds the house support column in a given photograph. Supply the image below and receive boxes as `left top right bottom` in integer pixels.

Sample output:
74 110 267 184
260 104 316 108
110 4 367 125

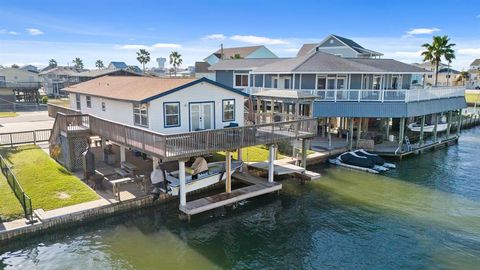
356 118 362 148
226 151 232 193
386 118 390 140
433 114 439 142
179 160 186 207
419 115 425 145
447 111 452 138
327 118 332 149
152 156 159 170
101 137 107 161
120 145 126 163
398 118 405 151
348 118 354 151
237 148 243 172
268 144 275 183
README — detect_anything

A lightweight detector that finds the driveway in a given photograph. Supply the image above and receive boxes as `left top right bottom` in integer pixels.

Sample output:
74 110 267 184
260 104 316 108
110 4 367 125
0 111 54 133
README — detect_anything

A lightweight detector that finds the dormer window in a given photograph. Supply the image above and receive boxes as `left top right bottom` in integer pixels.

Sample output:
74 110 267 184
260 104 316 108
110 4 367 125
329 39 334 44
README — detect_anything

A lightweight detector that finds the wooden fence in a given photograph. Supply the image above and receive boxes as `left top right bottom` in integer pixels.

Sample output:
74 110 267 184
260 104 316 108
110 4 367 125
0 129 51 147
0 154 33 221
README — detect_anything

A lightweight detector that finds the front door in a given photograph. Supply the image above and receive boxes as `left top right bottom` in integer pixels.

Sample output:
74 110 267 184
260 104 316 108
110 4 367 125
190 102 214 131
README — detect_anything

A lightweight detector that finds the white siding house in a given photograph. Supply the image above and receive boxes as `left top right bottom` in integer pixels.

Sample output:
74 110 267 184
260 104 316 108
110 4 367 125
66 76 247 134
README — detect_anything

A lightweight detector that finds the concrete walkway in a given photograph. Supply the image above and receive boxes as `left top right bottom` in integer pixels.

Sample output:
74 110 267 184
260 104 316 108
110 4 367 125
0 111 54 133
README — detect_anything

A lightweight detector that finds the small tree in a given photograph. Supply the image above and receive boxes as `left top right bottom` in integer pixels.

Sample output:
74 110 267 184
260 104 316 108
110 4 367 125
456 71 470 86
136 49 151 73
230 53 242 59
421 36 456 86
95 60 104 69
11 64 19 68
169 51 183 76
48 59 57 67
72 57 84 69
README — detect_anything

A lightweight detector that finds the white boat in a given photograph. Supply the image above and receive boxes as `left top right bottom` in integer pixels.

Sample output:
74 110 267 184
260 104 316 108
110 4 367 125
163 161 243 196
353 149 396 169
408 122 448 132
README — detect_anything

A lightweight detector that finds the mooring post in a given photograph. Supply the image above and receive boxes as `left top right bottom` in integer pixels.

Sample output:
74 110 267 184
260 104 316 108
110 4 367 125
226 151 232 193
268 144 275 183
447 111 452 138
120 145 126 163
456 109 463 135
301 139 308 169
237 148 243 172
419 115 425 145
433 114 439 142
179 160 186 207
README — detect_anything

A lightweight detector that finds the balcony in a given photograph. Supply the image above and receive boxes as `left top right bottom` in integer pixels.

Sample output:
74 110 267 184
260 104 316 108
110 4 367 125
246 87 465 103
0 81 42 90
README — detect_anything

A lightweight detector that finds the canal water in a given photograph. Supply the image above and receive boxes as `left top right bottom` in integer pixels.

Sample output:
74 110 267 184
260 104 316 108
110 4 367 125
1 127 480 270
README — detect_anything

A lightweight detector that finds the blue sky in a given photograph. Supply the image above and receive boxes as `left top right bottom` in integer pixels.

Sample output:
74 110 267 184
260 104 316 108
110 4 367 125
1 0 479 70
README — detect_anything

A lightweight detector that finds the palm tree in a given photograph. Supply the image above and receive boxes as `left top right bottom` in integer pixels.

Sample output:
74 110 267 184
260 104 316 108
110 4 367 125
421 35 456 86
136 49 150 73
95 60 104 69
72 57 84 69
169 51 183 77
456 71 470 86
48 59 57 67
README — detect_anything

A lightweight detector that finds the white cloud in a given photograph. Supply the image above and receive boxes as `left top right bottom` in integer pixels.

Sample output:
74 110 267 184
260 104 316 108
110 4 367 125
404 28 440 37
152 43 181 49
230 35 290 45
202 34 226 41
26 28 44 35
0 29 19 35
117 44 148 50
458 48 480 57
116 43 181 50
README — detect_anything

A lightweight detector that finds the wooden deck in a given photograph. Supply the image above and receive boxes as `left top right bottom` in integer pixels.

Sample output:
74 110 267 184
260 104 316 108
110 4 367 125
179 173 282 216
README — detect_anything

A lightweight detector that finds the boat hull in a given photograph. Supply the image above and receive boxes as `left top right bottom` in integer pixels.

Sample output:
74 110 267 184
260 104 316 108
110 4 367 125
408 123 448 133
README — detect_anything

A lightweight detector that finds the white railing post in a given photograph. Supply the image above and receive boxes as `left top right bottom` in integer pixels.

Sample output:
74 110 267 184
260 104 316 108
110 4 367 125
334 89 337 102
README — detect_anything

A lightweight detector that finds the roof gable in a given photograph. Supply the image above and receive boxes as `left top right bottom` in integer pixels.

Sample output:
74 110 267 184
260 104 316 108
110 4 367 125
471 59 480 66
315 34 383 57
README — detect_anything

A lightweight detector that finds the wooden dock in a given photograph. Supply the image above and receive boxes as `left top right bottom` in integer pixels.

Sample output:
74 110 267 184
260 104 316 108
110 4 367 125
247 160 321 180
179 173 282 217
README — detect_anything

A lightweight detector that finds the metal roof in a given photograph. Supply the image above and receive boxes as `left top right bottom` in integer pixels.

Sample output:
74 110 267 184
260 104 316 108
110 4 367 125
208 58 285 71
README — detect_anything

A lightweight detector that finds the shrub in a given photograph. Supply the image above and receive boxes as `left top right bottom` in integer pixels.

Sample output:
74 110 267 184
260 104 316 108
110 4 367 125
41 96 48 104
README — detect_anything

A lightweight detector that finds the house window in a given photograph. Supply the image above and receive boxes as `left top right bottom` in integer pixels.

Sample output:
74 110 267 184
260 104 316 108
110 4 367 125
86 96 91 108
163 102 180 127
427 74 433 78
317 77 326 89
446 75 451 78
234 73 249 88
133 103 148 127
75 94 81 110
101 102 106 111
373 76 382 90
222 99 235 122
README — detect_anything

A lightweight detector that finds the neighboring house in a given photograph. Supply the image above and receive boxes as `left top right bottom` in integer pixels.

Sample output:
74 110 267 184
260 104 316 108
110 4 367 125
0 68 41 103
195 61 215 80
467 59 480 89
412 62 460 86
39 66 83 97
65 76 247 133
40 66 142 97
108 61 129 70
297 34 383 58
208 36 466 155
20 65 39 73
204 45 278 65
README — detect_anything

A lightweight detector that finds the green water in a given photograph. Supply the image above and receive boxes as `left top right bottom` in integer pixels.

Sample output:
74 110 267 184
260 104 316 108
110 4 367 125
1 128 480 269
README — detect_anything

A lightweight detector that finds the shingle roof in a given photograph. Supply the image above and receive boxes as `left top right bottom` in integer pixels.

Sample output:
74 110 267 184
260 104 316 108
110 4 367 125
208 58 285 71
64 76 247 102
195 61 212 73
213 45 264 59
438 67 460 74
331 34 383 56
253 51 427 74
296 43 316 57
348 58 428 73
76 69 141 78
38 66 82 76
471 59 480 66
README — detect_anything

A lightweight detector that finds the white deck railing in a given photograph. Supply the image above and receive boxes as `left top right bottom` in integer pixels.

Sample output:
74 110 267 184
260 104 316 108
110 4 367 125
245 87 465 103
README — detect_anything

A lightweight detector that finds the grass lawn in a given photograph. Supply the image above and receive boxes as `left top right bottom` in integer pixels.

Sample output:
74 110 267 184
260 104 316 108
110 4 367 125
48 98 70 108
0 145 98 212
0 112 18 118
212 146 286 162
0 173 24 222
466 93 480 104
